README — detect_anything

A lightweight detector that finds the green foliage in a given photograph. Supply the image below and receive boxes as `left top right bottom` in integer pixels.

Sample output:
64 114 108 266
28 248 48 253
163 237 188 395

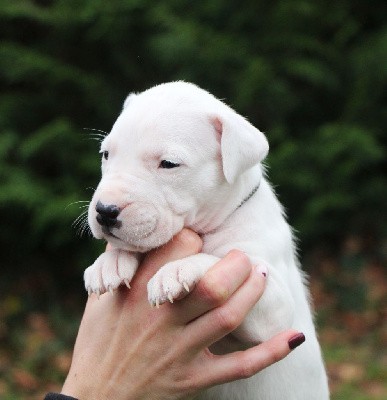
0 0 386 278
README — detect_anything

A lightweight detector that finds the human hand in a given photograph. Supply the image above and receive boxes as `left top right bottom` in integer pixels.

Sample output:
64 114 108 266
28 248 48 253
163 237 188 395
61 229 304 400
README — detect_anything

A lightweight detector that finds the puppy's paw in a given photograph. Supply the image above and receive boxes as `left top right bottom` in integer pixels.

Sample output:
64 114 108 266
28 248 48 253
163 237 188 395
147 254 219 307
84 250 139 297
147 260 203 307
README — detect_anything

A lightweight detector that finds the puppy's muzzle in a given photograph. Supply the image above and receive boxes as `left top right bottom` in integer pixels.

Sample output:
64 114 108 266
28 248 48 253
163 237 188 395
96 201 122 228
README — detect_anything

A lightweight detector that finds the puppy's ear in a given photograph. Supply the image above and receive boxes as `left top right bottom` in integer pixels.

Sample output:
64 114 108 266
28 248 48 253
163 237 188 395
123 92 137 110
211 111 269 184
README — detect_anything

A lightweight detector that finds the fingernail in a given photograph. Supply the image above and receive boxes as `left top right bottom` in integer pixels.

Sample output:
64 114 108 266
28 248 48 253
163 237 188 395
256 263 268 278
288 333 305 350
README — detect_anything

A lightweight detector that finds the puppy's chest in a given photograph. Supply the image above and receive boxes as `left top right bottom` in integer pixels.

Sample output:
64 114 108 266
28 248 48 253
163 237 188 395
201 229 260 260
200 221 238 247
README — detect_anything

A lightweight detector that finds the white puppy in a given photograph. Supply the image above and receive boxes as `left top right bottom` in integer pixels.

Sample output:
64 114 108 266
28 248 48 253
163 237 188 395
84 82 329 399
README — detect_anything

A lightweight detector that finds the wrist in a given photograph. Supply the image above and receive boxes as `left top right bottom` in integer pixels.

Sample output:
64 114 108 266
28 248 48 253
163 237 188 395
61 373 91 400
44 393 78 400
61 374 141 400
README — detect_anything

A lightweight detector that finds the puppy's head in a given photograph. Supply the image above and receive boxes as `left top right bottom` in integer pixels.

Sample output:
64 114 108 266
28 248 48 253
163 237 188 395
88 82 269 252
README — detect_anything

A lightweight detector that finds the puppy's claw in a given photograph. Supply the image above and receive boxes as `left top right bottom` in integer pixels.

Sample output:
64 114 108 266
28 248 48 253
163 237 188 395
87 287 92 297
156 298 160 309
108 285 114 295
95 289 100 299
168 293 174 303
183 282 190 293
124 279 131 289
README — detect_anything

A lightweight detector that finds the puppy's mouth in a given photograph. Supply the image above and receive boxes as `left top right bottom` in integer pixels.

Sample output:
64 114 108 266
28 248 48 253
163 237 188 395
98 218 161 252
102 226 121 240
102 224 156 242
103 232 158 253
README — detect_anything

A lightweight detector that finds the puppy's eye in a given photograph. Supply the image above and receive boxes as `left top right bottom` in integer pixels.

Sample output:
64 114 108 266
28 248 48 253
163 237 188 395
159 160 180 169
101 151 109 160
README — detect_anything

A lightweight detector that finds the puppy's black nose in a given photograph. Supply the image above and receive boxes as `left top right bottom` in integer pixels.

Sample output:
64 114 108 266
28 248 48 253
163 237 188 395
96 201 121 227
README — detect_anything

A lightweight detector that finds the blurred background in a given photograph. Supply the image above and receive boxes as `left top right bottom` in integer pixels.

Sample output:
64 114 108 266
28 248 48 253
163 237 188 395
0 0 386 398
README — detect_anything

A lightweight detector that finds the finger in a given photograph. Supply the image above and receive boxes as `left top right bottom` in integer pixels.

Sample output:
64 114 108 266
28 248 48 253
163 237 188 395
201 330 305 386
185 262 267 349
174 250 254 323
132 229 202 287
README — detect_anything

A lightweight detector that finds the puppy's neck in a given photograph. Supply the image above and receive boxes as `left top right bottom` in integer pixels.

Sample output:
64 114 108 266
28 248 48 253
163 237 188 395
188 165 263 234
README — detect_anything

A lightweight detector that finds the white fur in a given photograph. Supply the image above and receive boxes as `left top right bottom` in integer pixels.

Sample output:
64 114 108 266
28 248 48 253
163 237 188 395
84 82 329 399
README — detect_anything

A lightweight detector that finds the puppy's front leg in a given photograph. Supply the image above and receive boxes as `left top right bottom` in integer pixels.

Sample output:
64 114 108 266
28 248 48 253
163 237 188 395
84 250 140 297
232 260 296 343
147 253 220 307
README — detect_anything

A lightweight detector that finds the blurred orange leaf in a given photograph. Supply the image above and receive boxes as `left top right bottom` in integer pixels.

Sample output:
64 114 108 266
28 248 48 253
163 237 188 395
11 368 38 391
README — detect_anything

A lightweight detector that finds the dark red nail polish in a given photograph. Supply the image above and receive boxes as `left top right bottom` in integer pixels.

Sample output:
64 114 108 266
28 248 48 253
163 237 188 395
288 333 305 350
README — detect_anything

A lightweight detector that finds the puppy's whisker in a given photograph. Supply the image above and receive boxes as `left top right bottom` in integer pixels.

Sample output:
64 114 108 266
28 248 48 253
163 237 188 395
65 200 90 211
86 133 106 138
72 211 89 236
74 222 89 237
76 218 92 238
78 222 92 238
83 127 109 136
83 128 109 145
85 136 104 143
76 214 88 227
72 209 88 221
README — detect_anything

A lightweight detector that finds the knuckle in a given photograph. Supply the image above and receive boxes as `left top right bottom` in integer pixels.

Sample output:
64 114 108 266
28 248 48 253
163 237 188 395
235 354 256 379
214 306 241 332
197 274 228 306
175 229 202 252
227 250 251 267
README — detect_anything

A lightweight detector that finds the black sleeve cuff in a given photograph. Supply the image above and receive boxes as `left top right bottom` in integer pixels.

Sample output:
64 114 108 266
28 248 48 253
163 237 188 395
44 393 78 400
